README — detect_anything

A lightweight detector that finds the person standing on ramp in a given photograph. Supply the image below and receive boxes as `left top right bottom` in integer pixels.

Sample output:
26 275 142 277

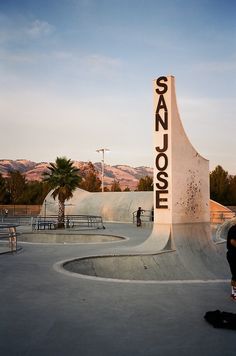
136 207 143 227
227 224 236 300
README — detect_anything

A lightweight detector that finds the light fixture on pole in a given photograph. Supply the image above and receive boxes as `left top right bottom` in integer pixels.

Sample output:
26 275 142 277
96 148 110 192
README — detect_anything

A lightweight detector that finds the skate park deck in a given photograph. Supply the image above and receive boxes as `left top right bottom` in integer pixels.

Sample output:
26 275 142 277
1 223 236 356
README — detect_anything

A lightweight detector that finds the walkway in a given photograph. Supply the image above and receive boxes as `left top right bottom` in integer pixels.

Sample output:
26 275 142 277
0 223 235 355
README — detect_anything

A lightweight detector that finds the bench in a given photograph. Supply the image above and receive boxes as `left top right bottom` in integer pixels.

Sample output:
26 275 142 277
33 220 57 230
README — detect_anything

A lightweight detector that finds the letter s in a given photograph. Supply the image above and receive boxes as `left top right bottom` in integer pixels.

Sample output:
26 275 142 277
156 76 168 94
156 172 168 190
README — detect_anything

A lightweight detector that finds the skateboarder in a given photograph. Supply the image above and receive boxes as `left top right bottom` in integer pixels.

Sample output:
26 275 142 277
136 207 143 227
227 224 236 300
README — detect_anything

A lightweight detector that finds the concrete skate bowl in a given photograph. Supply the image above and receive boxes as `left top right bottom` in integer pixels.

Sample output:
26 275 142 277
61 224 230 282
19 232 125 244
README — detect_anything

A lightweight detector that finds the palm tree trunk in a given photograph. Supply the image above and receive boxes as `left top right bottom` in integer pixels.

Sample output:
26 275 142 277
57 199 65 229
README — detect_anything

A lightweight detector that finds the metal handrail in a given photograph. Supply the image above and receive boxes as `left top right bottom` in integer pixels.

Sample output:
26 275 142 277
132 210 235 224
0 223 19 254
1 216 35 225
32 214 105 230
2 210 234 228
210 211 235 224
132 209 154 224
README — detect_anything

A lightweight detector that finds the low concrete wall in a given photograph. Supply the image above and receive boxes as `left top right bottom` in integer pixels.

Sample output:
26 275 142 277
19 232 124 244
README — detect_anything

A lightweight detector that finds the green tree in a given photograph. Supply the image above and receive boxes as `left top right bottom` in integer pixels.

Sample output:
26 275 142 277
0 173 10 203
123 186 131 192
137 176 153 191
6 170 26 204
210 165 229 205
79 162 101 192
227 175 236 205
19 181 50 204
43 157 81 228
110 180 121 192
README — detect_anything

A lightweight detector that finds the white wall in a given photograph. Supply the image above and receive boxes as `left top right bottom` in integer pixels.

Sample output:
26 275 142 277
44 189 153 223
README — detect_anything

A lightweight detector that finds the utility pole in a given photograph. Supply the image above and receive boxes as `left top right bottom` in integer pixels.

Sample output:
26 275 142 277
96 148 110 192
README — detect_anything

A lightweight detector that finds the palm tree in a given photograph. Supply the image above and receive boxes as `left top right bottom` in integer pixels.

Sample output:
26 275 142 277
43 157 81 228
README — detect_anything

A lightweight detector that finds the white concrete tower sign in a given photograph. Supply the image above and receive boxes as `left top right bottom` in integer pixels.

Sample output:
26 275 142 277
135 75 210 253
154 75 210 224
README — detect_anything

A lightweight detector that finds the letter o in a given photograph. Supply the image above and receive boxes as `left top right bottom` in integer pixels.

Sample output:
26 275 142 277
156 153 168 171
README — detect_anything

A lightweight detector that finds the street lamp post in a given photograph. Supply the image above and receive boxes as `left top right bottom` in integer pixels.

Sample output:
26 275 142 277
96 148 110 192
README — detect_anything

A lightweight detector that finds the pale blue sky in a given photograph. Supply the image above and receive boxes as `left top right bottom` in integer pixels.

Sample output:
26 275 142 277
0 0 235 173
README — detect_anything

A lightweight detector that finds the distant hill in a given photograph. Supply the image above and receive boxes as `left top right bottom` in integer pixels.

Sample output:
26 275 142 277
0 159 153 190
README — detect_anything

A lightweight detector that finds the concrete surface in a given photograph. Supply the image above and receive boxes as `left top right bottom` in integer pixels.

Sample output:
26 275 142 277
58 222 230 281
1 223 236 356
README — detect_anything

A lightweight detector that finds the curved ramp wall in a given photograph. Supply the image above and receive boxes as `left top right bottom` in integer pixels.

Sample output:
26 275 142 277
44 189 153 223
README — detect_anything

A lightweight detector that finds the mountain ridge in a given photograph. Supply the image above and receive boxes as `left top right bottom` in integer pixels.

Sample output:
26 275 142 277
0 159 153 190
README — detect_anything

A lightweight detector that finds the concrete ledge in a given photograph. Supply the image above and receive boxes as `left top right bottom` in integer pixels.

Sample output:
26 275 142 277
19 233 126 244
60 242 228 281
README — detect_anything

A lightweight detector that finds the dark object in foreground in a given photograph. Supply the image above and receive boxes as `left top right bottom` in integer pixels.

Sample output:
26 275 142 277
204 310 236 329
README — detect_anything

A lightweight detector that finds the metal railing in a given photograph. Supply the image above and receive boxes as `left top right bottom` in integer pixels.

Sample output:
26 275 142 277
1 216 34 225
210 211 235 224
2 210 234 228
132 209 154 224
132 209 235 225
32 215 105 230
0 223 19 254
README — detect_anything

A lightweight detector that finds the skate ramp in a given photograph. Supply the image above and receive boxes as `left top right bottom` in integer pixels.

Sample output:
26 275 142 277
63 222 229 281
132 223 172 253
44 189 153 223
